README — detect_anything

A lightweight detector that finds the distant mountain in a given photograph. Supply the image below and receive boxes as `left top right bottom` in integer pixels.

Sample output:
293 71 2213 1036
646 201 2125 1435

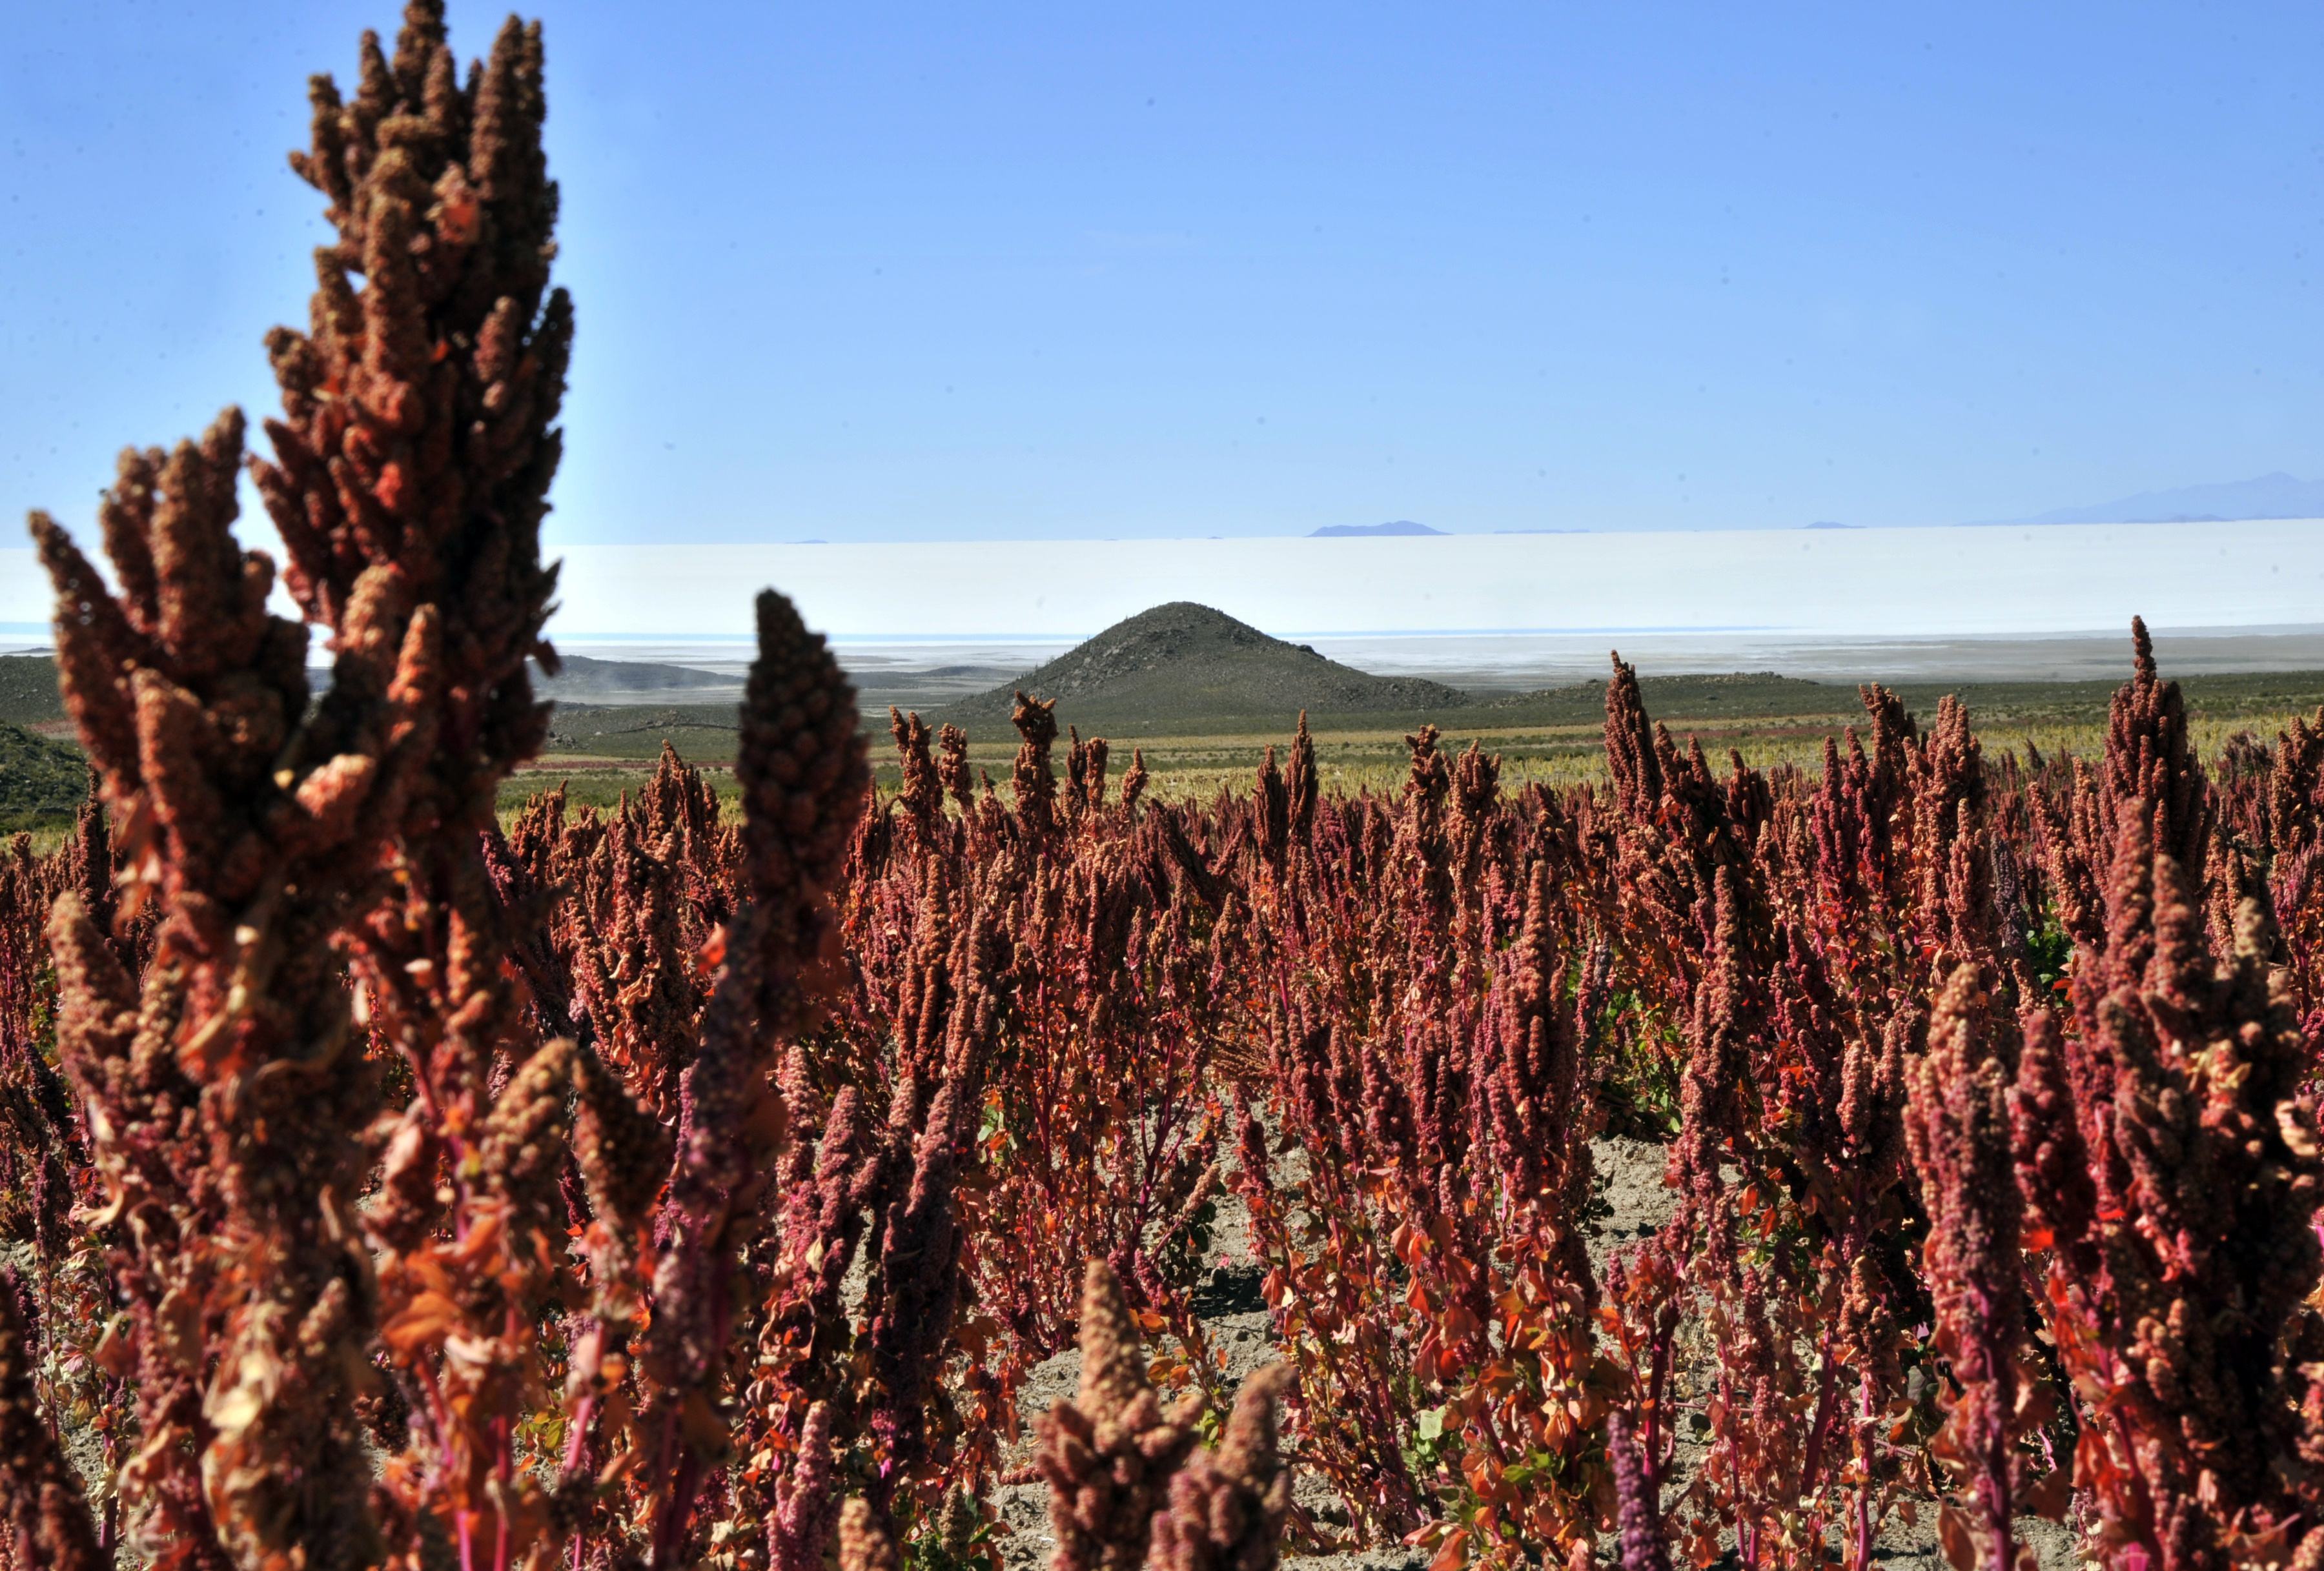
1987 474 2324 526
931 602 1471 733
1309 520 1445 538
530 653 735 698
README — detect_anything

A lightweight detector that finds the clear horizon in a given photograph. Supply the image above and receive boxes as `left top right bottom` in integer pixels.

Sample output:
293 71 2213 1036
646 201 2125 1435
8 2 2324 553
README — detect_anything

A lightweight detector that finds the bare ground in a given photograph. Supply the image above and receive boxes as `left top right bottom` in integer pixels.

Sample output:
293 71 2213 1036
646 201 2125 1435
992 1138 2082 1571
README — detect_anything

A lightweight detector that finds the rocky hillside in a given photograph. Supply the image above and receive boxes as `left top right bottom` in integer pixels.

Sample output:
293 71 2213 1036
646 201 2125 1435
0 722 87 829
930 602 1473 732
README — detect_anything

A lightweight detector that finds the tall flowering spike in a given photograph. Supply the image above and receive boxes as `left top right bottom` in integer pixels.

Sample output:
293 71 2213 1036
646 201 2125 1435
1147 1365 1295 1571
1809 731 1873 902
1451 738 1501 827
68 779 116 949
1672 866 1757 1273
256 0 571 667
30 413 309 926
1606 1409 1671 1571
1122 747 1150 812
733 589 873 1039
478 1034 575 1207
1398 725 1453 929
1604 653 1663 818
1256 746 1290 867
1483 862 1594 1292
1081 733 1112 816
30 401 410 1566
770 1402 841 1571
1904 963 2026 1571
174 11 587 1559
1035 1260 1200 1571
1284 711 1317 843
1721 746 1769 834
2008 1010 2095 1275
937 722 975 813
2105 618 2209 873
1403 724 1450 806
1910 695 2002 966
2044 623 2214 953
1857 682 1919 816
31 503 143 790
892 707 943 827
647 587 868 1559
1013 690 1061 835
1065 725 1090 824
0 1279 105 1571
571 1038 672 1234
1075 1259 1145 1408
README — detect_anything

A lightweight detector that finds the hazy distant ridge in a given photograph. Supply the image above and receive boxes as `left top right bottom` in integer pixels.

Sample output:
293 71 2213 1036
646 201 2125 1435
529 652 733 697
1988 473 2324 525
1309 520 1444 538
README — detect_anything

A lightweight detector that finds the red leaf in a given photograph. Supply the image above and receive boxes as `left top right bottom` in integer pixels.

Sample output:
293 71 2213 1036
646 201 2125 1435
1937 1503 1977 1571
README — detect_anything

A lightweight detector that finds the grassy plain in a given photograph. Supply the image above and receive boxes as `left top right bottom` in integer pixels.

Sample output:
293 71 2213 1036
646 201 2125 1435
517 668 2324 813
10 651 2323 824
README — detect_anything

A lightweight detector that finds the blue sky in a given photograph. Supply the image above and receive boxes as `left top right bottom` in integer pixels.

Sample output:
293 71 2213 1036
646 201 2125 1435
6 1 2323 547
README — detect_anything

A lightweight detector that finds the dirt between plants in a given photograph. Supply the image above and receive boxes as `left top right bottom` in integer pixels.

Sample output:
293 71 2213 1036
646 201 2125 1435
992 1137 2078 1571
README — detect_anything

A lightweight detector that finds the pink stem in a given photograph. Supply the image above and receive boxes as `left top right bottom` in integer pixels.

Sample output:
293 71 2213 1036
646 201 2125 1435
1798 1319 1842 1489
562 1393 600 1478
1851 1379 1877 1571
